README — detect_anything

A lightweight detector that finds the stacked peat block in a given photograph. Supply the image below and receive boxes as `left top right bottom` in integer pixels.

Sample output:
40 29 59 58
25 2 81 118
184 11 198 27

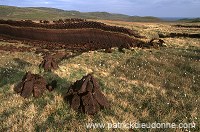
105 47 112 53
14 72 51 98
40 54 58 71
65 74 109 115
149 38 165 48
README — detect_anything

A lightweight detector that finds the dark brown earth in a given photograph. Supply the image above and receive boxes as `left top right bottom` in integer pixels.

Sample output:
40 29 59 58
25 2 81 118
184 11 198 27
64 74 109 115
174 25 200 28
159 33 200 38
14 72 54 98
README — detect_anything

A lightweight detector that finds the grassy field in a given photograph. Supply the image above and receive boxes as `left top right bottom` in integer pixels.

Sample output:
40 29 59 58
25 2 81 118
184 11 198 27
0 20 199 131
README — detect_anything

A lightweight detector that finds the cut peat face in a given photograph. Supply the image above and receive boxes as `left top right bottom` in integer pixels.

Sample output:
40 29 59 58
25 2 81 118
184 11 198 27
0 19 145 52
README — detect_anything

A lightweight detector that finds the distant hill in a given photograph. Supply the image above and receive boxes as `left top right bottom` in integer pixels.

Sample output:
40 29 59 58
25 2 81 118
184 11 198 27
178 18 200 23
0 5 162 22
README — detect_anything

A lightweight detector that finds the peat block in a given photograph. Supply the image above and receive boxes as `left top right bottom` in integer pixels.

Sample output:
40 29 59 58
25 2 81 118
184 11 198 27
40 54 58 71
14 72 52 98
148 38 165 48
65 74 109 115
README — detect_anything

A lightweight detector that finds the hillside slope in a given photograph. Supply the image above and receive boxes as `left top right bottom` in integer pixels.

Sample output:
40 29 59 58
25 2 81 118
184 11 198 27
0 5 161 22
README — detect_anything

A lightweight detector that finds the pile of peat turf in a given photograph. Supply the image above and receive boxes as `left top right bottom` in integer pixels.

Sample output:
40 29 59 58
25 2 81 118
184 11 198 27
14 72 52 98
65 74 109 115
40 54 58 71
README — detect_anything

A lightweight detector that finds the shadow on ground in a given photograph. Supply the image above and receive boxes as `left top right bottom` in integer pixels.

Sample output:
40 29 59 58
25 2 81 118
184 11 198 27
0 58 32 87
42 72 71 95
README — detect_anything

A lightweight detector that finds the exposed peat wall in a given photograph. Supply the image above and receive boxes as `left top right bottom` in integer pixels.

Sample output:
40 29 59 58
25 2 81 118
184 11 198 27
0 19 142 38
0 24 143 51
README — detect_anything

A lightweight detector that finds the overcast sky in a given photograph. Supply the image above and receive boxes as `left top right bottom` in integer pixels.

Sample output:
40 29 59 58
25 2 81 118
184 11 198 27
0 0 200 17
